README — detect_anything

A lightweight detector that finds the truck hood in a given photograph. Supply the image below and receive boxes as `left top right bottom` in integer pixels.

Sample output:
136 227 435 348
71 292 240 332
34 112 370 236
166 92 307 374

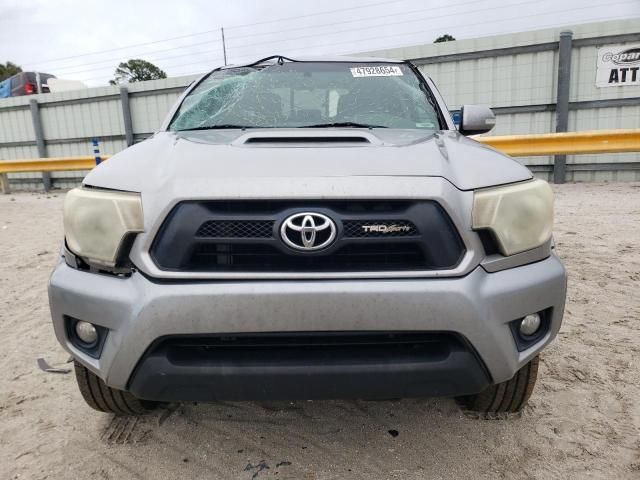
84 129 531 193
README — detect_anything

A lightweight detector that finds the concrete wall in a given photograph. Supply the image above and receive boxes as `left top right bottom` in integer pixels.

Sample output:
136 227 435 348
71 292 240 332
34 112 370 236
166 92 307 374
0 75 198 190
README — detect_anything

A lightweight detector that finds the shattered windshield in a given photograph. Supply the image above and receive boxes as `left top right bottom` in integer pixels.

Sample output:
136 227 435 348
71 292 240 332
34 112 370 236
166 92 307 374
169 62 443 131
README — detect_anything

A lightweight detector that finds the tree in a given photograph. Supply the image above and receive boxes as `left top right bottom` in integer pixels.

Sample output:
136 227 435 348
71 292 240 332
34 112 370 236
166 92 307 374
0 61 22 81
434 34 456 43
109 59 167 85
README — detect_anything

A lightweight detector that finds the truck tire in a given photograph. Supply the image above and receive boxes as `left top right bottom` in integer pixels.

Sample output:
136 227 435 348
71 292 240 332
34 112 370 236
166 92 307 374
74 361 157 415
456 355 539 414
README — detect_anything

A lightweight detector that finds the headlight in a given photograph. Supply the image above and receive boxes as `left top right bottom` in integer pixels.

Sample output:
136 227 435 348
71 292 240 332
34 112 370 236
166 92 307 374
472 179 553 256
64 188 144 268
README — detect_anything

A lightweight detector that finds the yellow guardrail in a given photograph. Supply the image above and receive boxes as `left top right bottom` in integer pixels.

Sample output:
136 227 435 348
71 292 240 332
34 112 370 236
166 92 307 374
1 130 639 193
476 129 640 156
0 155 111 174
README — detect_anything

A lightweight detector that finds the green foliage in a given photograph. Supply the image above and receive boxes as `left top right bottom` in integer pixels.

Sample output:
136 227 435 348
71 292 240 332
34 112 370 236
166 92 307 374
109 59 167 85
0 61 22 81
434 34 456 43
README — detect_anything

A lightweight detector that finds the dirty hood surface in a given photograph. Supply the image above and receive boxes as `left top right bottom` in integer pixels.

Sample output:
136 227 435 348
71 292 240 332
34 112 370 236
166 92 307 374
85 129 532 193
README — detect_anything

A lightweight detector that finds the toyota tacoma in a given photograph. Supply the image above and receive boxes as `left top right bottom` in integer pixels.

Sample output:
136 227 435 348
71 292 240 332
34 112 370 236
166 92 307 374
49 56 567 415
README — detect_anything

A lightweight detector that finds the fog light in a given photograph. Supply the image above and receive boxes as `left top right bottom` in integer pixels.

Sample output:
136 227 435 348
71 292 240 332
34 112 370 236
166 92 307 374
519 313 541 337
75 321 98 345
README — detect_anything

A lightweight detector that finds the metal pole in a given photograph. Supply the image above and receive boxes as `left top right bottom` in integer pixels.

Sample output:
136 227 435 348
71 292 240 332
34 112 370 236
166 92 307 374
221 27 228 66
119 86 134 147
29 99 51 191
554 30 573 184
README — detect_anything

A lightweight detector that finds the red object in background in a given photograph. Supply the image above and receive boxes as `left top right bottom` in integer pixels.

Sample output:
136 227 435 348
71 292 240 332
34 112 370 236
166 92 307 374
24 82 35 94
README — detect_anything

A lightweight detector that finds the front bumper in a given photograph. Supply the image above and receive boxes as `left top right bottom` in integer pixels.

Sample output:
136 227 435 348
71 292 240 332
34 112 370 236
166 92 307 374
49 254 566 398
128 332 491 401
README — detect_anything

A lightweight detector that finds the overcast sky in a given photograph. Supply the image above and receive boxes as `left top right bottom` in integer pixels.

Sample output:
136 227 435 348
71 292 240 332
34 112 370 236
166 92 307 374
1 0 638 86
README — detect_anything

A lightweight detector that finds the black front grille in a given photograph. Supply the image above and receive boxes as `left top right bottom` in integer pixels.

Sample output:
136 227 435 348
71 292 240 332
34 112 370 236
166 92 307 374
155 332 462 366
196 220 274 238
150 200 465 274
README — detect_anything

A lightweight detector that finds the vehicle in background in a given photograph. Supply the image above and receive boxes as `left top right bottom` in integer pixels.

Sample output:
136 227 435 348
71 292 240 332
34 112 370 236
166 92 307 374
46 78 88 93
0 72 56 98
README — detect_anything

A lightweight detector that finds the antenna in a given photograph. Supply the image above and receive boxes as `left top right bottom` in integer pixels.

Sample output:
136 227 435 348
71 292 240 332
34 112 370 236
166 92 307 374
221 27 228 66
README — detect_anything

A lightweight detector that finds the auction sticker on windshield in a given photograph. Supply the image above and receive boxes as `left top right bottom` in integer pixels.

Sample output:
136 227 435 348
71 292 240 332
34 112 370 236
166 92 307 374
350 66 403 77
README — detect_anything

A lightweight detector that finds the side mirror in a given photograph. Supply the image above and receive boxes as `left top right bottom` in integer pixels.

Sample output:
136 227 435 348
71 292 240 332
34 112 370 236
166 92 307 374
459 105 496 135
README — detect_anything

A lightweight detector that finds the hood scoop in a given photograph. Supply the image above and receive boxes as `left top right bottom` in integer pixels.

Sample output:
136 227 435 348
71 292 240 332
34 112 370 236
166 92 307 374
233 129 382 147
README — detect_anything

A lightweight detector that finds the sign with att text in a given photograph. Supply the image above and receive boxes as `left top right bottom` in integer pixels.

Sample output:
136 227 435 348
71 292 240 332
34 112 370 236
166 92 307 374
596 44 640 88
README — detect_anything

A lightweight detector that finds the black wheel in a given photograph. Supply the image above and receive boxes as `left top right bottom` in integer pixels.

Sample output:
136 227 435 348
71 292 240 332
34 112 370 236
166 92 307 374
456 355 539 414
74 361 157 415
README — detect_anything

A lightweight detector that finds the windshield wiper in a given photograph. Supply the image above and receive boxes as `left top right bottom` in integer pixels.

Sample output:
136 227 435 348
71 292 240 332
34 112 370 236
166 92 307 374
175 125 256 132
300 122 388 129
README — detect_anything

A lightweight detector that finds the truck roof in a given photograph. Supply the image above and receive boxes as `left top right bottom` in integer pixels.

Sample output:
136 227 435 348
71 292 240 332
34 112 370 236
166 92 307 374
221 54 405 70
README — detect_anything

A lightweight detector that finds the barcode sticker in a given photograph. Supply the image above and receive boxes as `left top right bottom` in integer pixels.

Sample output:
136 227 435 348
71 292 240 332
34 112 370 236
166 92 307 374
350 66 403 77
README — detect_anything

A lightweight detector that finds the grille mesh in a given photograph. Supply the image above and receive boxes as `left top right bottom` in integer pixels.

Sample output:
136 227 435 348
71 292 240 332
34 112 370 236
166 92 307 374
191 243 426 272
196 220 274 238
343 220 418 237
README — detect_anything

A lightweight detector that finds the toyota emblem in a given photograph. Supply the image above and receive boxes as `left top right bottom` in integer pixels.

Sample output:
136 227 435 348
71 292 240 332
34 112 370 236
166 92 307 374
280 212 337 251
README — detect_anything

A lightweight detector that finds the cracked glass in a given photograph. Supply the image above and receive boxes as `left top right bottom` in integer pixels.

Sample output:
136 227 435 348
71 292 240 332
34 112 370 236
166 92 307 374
169 62 442 131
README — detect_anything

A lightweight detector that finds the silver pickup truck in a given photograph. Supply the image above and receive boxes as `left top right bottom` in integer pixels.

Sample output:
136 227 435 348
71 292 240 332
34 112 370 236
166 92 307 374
49 56 567 416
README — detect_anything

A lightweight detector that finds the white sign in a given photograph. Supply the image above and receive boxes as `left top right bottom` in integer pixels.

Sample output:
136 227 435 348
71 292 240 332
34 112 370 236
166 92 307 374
596 43 640 88
350 66 403 77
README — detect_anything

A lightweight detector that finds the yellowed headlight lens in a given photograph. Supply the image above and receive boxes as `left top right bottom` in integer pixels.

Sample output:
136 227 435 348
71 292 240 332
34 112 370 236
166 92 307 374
472 179 553 256
63 188 144 267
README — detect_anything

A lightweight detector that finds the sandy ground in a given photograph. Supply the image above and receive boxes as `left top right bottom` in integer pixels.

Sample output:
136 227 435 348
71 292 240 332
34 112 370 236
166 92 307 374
0 183 639 480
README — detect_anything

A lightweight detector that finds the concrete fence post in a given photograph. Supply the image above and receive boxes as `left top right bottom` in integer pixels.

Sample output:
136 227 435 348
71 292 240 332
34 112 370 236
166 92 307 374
29 99 51 191
553 30 573 184
0 173 9 194
119 86 134 147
